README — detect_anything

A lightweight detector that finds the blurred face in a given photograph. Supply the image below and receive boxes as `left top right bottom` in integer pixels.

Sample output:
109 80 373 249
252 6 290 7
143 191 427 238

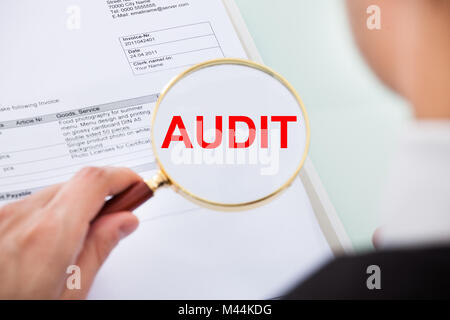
345 0 415 95
346 0 450 118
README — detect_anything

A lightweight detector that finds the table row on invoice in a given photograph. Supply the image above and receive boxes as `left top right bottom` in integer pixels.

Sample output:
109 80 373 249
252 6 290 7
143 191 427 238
0 95 158 200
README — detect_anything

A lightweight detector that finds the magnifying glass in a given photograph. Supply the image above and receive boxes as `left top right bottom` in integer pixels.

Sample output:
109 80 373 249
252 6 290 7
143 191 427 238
99 58 309 215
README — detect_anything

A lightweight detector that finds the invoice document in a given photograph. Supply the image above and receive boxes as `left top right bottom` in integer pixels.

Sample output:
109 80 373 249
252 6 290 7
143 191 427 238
0 0 333 299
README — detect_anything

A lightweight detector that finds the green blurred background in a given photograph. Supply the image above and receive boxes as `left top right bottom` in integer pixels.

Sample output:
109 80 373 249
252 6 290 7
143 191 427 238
234 0 412 250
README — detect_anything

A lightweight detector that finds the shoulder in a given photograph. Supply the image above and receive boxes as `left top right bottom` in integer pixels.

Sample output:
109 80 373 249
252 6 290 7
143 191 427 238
284 246 450 299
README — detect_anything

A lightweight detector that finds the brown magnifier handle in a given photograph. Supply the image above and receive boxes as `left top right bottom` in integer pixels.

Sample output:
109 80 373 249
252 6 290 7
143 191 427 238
99 180 154 216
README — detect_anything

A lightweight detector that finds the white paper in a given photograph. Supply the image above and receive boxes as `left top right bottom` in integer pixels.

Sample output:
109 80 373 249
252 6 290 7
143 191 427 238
0 0 332 299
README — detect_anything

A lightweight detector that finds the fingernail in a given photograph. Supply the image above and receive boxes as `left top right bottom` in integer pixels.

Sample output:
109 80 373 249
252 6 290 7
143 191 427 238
119 219 138 240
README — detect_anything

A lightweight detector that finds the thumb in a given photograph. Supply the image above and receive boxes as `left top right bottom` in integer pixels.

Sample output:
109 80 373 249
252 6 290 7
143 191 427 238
61 211 139 299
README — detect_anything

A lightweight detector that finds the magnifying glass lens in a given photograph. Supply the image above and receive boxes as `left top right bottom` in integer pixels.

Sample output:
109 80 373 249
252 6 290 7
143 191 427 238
152 62 308 207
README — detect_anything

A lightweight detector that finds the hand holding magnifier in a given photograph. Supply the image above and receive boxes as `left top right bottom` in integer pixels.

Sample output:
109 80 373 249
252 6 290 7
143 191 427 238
99 59 310 214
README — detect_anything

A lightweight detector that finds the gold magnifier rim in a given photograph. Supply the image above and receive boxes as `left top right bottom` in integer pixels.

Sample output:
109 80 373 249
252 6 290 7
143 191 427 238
150 58 310 211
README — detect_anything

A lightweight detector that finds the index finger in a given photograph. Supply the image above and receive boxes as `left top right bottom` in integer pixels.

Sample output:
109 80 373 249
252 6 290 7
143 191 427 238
46 167 142 224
